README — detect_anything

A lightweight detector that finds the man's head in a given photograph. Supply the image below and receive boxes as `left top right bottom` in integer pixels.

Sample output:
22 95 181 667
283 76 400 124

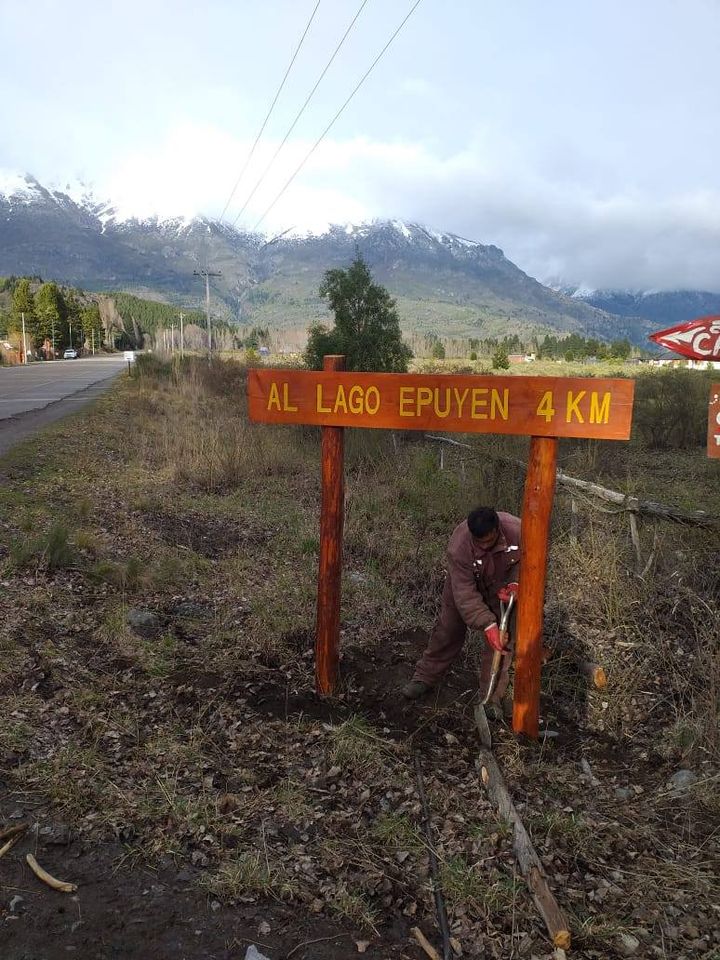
467 506 500 548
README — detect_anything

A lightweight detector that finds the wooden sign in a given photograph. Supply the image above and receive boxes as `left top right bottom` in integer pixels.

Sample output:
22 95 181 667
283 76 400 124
709 383 720 459
248 359 636 740
248 370 634 440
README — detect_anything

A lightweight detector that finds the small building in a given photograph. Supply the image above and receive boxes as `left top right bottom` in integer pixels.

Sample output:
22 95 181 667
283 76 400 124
687 358 720 370
508 353 536 364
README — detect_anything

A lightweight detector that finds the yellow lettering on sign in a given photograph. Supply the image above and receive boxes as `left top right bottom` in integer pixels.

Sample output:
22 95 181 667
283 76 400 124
536 390 555 423
282 382 298 412
434 387 451 418
333 385 348 414
399 386 415 416
566 390 586 423
471 388 489 419
589 391 611 424
348 386 363 415
491 388 509 421
416 386 433 415
453 387 469 417
316 384 331 413
366 386 380 415
267 382 282 411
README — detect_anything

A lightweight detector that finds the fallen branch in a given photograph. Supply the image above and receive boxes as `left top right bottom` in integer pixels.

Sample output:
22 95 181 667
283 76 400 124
0 822 29 843
424 436 719 528
25 854 77 893
475 735 571 949
414 755 452 960
0 834 23 860
286 935 344 958
411 926 441 960
554 473 717 528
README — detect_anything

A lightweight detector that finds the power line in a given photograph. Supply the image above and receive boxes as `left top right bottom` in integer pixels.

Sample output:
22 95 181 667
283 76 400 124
217 0 322 224
231 0 371 228
252 0 424 233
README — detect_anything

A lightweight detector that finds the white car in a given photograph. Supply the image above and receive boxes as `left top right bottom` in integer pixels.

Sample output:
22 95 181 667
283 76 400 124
63 348 78 360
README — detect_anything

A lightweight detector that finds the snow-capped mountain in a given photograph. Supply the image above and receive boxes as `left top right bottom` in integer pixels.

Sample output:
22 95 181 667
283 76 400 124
0 171 652 342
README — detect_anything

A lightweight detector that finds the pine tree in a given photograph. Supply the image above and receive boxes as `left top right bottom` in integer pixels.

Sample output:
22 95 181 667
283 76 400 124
11 278 36 339
305 255 412 372
492 347 510 370
34 282 68 352
64 289 82 349
81 304 103 348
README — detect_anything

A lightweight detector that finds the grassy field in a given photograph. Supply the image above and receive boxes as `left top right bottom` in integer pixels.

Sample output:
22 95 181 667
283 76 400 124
0 358 718 959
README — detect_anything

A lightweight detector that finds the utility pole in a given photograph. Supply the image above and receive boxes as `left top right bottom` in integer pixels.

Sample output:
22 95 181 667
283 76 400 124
179 312 185 359
51 315 56 360
194 269 222 358
171 321 175 355
21 312 28 364
69 321 73 350
91 329 95 356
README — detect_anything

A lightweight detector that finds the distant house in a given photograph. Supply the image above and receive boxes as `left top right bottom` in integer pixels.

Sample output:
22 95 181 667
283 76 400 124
648 349 681 367
687 358 720 371
508 353 536 364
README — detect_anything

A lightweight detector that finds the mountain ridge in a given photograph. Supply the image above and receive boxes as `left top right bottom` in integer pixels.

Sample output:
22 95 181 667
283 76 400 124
0 171 658 345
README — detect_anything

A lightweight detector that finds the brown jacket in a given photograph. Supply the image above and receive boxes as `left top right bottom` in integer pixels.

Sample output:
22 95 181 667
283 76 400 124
446 512 521 630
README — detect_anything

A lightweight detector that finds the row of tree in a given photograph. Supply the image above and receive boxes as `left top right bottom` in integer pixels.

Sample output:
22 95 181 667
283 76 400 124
0 278 212 357
1 278 103 356
302 256 636 373
110 293 205 338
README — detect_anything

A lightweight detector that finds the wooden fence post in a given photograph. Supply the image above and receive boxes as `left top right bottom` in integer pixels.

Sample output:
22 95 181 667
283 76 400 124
315 355 346 695
513 436 558 738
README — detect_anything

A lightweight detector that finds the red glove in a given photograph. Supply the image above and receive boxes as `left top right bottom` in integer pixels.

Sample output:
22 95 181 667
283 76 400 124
497 582 519 604
484 623 506 653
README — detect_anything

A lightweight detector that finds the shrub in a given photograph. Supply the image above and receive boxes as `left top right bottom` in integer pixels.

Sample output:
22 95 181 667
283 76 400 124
492 348 510 370
633 370 710 449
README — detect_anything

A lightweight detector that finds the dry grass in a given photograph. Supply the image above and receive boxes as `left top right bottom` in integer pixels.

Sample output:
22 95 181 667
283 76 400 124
1 355 719 957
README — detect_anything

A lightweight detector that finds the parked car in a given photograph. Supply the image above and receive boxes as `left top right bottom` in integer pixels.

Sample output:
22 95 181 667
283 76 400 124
63 348 78 359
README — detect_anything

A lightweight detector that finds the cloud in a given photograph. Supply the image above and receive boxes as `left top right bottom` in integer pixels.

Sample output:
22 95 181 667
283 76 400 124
92 126 720 292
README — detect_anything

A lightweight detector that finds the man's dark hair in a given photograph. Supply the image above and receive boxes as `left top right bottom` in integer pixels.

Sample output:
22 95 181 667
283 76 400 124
467 506 499 538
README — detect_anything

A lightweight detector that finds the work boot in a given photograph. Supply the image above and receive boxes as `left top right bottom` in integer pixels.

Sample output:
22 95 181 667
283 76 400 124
402 679 432 700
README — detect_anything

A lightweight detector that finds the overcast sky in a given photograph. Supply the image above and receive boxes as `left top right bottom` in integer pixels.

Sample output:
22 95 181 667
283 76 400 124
1 0 719 291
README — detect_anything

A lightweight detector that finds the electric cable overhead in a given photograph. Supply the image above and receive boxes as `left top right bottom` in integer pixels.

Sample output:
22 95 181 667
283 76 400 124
230 0 371 228
252 0 424 233
217 0 322 224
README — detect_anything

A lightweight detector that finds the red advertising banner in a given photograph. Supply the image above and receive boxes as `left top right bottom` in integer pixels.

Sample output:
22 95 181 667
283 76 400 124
709 383 720 459
248 370 635 440
649 315 720 361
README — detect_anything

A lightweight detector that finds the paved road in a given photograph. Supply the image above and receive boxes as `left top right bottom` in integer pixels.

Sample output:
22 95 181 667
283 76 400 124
0 356 126 456
0 356 126 419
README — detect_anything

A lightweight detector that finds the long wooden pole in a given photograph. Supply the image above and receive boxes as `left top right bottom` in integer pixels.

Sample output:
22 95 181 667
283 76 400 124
476 742 571 948
315 354 346 695
513 436 558 738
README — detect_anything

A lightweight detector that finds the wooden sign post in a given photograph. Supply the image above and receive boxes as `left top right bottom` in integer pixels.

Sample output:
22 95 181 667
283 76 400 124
708 383 720 460
514 436 558 739
316 356 346 694
248 364 634 737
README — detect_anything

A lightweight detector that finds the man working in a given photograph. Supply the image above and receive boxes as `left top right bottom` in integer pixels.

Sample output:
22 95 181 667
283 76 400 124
403 506 520 707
